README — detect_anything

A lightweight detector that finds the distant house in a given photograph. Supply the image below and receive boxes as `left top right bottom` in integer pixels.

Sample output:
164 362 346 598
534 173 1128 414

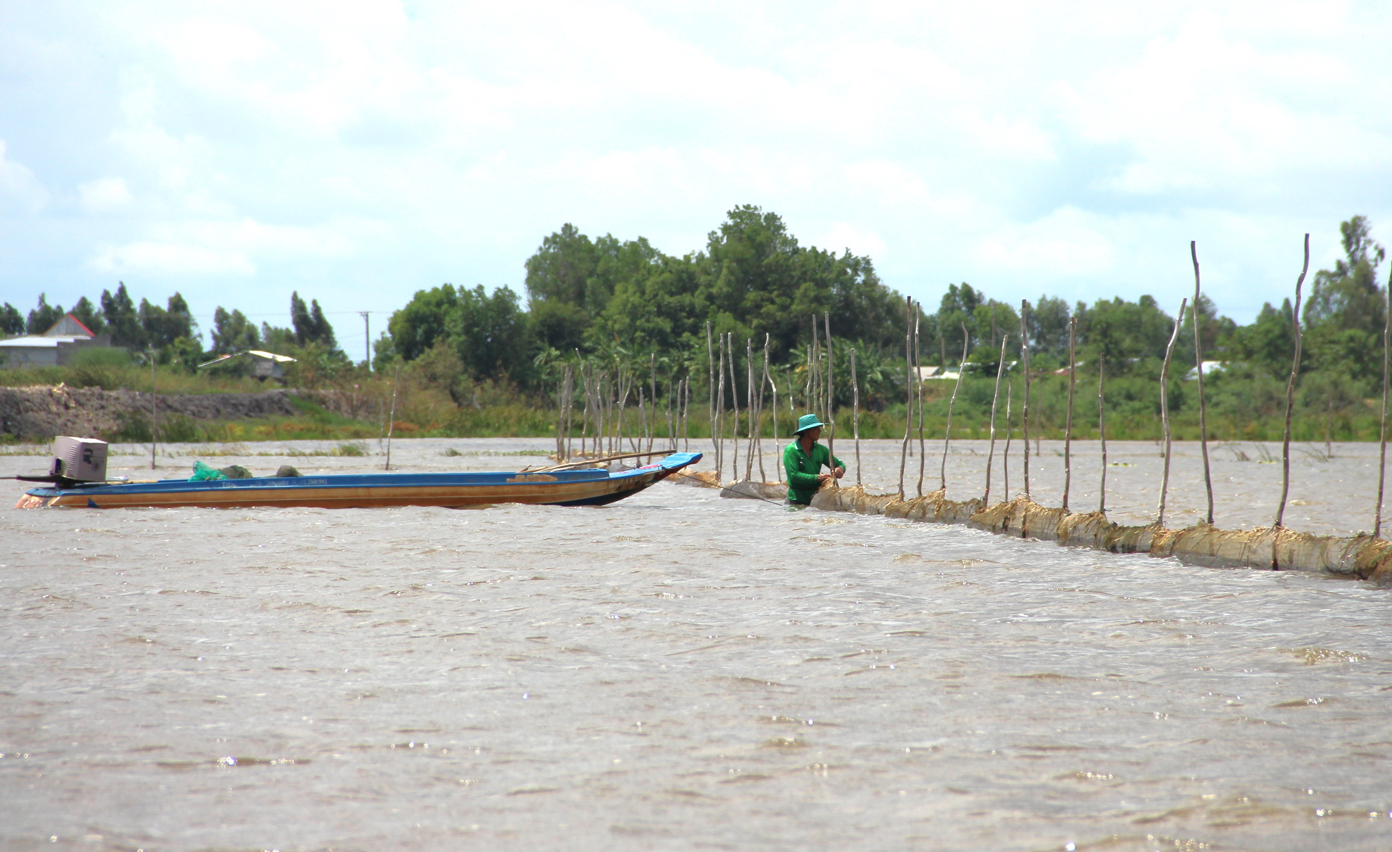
197 349 297 381
1184 360 1227 381
0 314 110 369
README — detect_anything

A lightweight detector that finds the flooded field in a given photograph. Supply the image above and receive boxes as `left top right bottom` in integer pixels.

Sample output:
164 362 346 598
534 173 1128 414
3 438 1391 851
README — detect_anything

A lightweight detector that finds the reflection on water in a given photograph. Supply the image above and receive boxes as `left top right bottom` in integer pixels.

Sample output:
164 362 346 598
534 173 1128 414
2 438 1391 851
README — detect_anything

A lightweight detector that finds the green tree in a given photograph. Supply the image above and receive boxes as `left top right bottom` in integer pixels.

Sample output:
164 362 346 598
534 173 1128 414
26 293 64 334
0 302 23 335
140 293 196 350
1231 299 1297 377
935 283 982 358
1302 215 1386 380
1029 295 1072 360
211 307 262 355
1077 296 1175 375
525 223 598 308
386 284 461 363
446 284 537 386
291 292 338 349
592 254 703 355
100 283 145 348
697 205 807 355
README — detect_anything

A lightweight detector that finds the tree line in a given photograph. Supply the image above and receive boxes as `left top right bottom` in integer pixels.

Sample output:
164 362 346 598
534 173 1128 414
1 285 342 369
4 207 1387 429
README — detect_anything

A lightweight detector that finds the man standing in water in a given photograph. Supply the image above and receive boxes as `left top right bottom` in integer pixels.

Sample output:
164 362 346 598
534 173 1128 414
784 413 845 506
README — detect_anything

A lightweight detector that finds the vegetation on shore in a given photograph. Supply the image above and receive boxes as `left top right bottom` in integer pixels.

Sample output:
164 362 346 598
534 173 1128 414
3 209 1389 446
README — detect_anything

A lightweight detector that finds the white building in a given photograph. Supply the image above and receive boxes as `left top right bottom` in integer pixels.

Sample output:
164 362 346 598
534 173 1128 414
0 314 109 369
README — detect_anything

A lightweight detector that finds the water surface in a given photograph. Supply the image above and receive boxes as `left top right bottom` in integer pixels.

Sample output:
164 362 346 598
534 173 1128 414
2 438 1390 851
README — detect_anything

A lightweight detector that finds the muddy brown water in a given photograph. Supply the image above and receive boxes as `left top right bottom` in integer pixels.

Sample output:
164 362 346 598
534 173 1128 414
3 438 1391 851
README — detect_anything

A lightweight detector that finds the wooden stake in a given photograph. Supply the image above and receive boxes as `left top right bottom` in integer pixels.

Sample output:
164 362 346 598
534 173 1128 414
1020 300 1032 499
1063 315 1076 511
727 332 740 482
385 362 400 471
850 347 861 488
915 312 926 497
650 352 658 453
149 348 157 469
715 333 726 481
984 335 1009 505
1156 297 1188 527
1276 235 1310 531
941 322 969 492
758 335 770 482
770 364 781 482
1378 265 1390 537
898 296 913 498
1003 379 1013 499
745 337 756 481
1191 241 1214 524
1098 361 1108 516
556 367 566 461
824 312 836 488
707 322 717 470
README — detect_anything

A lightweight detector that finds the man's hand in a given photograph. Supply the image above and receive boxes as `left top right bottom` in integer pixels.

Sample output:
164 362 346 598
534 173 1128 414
833 466 846 479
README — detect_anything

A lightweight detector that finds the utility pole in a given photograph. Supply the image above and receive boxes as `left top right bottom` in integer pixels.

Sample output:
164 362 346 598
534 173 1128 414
359 311 371 370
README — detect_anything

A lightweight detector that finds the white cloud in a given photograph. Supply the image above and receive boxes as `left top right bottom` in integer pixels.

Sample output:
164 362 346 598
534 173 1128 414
87 217 391 275
89 241 255 276
0 140 49 213
3 0 1392 348
817 223 886 259
78 177 133 213
973 208 1116 277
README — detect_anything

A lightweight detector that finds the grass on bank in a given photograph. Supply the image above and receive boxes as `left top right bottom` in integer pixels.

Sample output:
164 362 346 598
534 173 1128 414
3 356 1389 444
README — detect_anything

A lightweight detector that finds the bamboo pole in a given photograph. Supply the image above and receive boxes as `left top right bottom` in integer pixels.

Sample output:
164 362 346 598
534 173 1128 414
898 296 913 498
716 335 726 480
758 335 770 482
940 322 969 492
770 366 781 482
1191 241 1214 524
810 314 820 416
745 337 756 481
1063 315 1076 511
385 362 400 471
649 353 658 453
149 348 157 469
1276 234 1310 531
1156 297 1188 527
536 449 675 472
672 370 679 451
555 368 566 461
1378 267 1391 538
1003 379 1012 499
850 347 861 488
567 364 576 460
1020 300 1031 499
824 312 836 487
984 335 1009 505
915 312 926 497
727 332 740 482
1098 361 1108 516
707 322 717 471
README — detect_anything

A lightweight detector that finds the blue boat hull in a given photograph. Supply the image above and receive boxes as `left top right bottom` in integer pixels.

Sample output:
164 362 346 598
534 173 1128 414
18 453 703 510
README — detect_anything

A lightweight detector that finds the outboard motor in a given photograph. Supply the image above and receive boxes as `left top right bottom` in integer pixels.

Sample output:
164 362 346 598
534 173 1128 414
50 437 109 484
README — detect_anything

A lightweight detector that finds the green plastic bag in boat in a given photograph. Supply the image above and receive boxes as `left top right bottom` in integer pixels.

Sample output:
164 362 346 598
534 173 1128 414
190 460 226 481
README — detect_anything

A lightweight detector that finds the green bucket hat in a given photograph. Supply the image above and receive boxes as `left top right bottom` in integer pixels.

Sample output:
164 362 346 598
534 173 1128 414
794 413 825 434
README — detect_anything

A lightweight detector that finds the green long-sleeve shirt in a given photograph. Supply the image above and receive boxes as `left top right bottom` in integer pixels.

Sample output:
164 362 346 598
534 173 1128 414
783 439 845 505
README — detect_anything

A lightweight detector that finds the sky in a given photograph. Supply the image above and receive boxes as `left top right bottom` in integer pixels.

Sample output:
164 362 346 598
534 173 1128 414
2 0 1391 363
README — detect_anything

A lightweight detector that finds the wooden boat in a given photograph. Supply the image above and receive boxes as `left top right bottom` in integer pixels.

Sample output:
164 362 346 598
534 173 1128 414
16 452 702 510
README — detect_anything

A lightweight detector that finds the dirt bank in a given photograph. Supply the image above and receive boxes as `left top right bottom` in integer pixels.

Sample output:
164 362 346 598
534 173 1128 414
0 385 307 440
